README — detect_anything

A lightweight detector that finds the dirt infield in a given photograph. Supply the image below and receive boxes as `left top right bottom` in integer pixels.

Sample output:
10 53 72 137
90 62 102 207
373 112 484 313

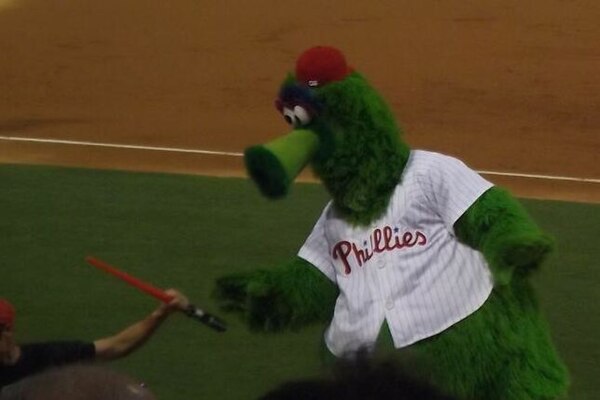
0 0 598 202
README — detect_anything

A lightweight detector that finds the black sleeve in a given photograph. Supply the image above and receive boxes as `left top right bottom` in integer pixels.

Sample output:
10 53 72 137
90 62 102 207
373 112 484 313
23 341 96 368
0 341 96 389
22 341 95 374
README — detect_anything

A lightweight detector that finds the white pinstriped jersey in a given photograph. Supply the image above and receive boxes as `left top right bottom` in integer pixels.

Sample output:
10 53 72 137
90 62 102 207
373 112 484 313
298 150 495 357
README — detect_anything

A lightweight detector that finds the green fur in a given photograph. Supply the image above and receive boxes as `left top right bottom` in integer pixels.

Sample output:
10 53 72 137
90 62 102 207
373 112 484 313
414 276 569 399
455 187 554 285
308 73 410 225
216 51 569 400
213 256 338 332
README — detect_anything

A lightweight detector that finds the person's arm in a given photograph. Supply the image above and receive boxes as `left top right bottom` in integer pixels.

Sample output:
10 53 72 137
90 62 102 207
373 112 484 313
93 289 189 361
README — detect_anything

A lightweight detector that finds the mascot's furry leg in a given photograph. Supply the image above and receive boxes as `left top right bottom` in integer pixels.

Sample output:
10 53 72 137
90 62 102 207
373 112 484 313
414 278 568 400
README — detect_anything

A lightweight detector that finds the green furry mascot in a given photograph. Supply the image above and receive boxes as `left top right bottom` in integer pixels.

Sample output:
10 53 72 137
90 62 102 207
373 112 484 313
214 46 569 399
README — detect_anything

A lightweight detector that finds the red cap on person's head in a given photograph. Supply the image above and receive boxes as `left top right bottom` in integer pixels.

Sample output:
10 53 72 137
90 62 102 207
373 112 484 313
295 46 352 88
0 299 15 328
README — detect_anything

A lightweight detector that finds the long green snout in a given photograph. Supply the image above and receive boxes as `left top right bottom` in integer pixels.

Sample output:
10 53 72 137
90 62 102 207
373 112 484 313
244 129 319 198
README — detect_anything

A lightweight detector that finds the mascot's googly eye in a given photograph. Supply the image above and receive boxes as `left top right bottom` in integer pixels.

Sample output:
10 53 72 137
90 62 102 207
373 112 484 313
282 107 296 125
293 105 312 125
281 106 313 127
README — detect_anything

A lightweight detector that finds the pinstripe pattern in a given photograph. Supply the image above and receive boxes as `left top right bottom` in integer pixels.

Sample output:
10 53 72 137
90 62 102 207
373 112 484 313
298 150 495 357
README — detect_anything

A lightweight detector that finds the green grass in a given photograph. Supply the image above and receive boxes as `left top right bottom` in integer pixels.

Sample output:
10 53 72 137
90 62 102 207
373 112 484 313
1 164 598 399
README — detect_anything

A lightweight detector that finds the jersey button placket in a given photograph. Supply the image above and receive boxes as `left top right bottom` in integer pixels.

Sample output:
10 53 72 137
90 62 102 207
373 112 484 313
376 253 394 310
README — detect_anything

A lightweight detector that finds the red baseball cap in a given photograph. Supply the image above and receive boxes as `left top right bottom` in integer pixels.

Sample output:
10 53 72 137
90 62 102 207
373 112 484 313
295 46 352 88
0 299 15 328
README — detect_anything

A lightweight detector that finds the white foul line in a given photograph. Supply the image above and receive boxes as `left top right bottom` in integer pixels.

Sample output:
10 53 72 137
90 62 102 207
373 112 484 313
0 135 598 184
0 135 244 157
478 170 600 184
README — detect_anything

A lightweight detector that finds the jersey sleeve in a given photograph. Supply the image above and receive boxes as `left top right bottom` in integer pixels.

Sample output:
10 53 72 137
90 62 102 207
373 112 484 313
422 154 494 232
297 204 337 282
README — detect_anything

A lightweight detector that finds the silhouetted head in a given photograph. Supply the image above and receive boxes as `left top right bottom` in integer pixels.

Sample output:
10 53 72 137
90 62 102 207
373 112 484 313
259 351 456 400
0 364 156 400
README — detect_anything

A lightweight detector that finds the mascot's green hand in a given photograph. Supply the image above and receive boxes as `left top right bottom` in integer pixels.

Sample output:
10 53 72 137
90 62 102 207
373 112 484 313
455 187 555 286
213 270 292 331
213 258 338 332
212 271 257 313
246 280 297 331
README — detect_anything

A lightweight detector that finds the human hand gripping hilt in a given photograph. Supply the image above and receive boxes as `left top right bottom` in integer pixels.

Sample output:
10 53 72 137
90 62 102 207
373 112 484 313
184 304 227 332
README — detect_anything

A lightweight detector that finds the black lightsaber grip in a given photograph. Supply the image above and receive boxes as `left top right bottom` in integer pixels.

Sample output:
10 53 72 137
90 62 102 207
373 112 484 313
184 304 227 332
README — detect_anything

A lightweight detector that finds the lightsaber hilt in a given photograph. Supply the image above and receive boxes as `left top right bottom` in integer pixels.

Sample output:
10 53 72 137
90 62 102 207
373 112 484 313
184 304 227 332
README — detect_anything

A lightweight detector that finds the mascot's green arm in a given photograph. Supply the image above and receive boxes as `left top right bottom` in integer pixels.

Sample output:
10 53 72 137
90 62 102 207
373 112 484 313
454 186 554 285
214 256 338 332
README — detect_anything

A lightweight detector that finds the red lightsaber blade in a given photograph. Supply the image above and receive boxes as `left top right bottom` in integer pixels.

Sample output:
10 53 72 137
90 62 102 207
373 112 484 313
86 256 172 302
85 256 226 332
